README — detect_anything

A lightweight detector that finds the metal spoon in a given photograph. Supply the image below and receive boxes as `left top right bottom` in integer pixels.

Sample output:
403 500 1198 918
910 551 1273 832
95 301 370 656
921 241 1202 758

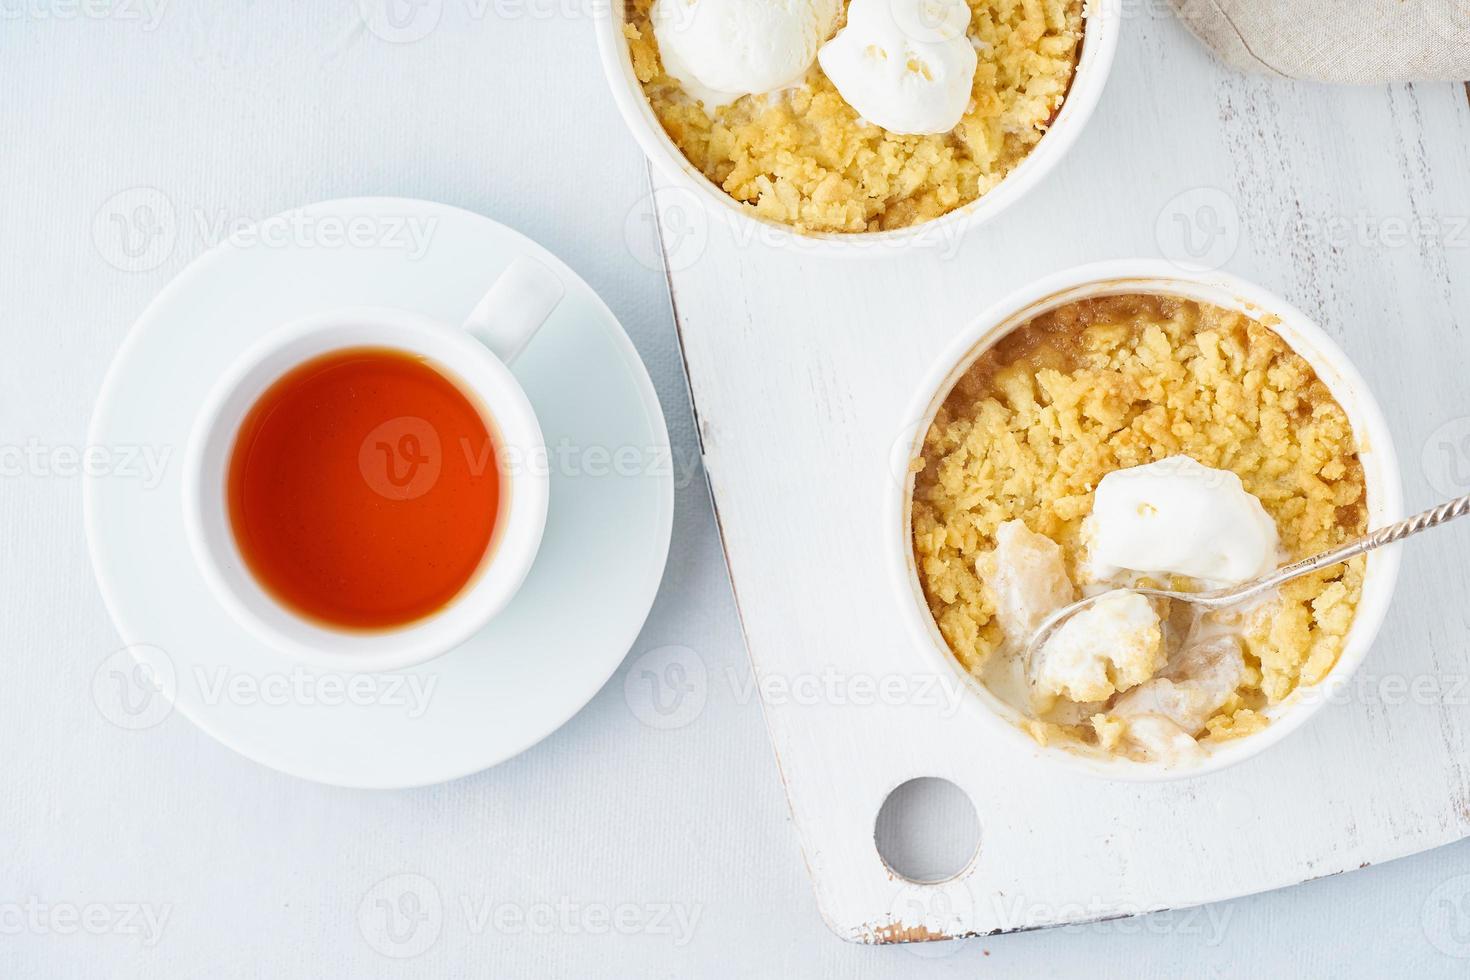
1023 491 1470 667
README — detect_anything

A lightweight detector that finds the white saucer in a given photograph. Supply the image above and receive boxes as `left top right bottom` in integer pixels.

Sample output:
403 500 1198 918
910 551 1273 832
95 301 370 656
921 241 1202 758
84 198 674 788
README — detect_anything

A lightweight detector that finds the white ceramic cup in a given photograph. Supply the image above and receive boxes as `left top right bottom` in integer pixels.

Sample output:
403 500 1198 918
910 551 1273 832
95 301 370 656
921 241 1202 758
593 0 1120 257
183 256 565 673
889 261 1405 780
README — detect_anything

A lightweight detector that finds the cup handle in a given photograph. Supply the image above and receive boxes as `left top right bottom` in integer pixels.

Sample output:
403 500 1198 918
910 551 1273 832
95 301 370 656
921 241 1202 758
462 255 566 364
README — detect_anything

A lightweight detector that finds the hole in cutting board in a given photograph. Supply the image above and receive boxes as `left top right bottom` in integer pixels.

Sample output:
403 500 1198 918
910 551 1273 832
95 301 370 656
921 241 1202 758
874 777 981 884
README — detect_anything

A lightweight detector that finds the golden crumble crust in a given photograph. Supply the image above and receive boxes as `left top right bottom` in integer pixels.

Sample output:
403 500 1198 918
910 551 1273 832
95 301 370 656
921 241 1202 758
624 0 1084 232
910 294 1368 741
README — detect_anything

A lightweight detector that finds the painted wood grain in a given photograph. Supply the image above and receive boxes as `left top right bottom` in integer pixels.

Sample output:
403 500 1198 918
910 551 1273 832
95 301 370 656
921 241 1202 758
658 10 1470 942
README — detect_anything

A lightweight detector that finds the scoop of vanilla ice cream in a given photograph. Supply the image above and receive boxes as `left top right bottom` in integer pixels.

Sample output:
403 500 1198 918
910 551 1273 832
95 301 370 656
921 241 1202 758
1086 456 1281 587
1029 591 1165 711
651 0 840 109
816 0 977 135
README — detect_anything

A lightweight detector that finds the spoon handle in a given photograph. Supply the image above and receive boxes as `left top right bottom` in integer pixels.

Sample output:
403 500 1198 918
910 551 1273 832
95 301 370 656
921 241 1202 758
1028 492 1470 659
1365 492 1470 547
1218 491 1470 605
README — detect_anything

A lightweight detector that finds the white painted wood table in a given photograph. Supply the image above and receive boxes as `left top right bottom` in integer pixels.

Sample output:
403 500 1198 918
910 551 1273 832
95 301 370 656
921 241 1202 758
651 9 1470 944
5 3 1470 976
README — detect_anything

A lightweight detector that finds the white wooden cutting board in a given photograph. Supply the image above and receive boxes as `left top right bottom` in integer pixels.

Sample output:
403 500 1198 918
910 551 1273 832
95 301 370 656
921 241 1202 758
643 10 1470 944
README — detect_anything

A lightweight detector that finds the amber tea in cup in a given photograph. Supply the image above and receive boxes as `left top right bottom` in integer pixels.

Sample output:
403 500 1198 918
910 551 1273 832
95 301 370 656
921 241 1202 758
226 347 502 630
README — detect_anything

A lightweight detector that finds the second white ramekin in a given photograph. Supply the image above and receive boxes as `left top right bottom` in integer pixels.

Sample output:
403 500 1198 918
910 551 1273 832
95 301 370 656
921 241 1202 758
593 0 1122 258
888 260 1404 780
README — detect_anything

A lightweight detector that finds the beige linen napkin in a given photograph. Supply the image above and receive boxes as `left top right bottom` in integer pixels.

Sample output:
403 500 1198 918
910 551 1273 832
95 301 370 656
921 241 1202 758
1170 0 1470 82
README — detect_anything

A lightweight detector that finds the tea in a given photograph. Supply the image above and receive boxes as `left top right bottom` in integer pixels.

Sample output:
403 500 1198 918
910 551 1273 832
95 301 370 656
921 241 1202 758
227 347 501 630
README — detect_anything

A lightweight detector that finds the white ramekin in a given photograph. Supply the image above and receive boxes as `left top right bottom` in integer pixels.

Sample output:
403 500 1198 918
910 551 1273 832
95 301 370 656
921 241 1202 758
888 260 1405 781
593 0 1121 258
